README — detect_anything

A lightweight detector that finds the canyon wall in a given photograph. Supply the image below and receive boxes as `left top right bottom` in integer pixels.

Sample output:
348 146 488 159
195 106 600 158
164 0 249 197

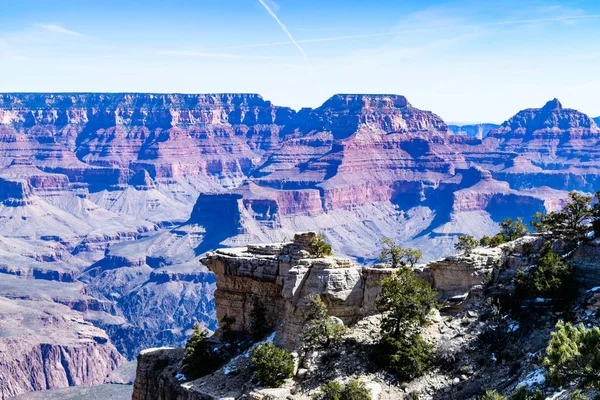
1 93 599 398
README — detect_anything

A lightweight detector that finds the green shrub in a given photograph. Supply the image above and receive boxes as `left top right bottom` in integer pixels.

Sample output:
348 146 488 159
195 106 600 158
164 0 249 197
377 267 438 337
378 238 423 268
312 379 372 400
303 295 347 350
481 390 507 400
542 321 600 389
181 323 224 380
479 235 492 247
514 248 572 299
379 335 433 381
499 217 529 242
376 267 437 379
490 233 507 247
249 298 273 342
310 234 333 257
571 390 589 400
510 386 543 400
455 235 478 254
250 342 294 388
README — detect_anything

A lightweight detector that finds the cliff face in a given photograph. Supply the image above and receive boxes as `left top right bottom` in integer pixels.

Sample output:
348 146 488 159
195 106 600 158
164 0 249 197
201 232 402 350
0 295 125 400
132 233 575 400
2 93 600 398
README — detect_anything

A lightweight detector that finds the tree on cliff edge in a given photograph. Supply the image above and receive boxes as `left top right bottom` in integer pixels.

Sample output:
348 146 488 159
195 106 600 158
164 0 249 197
310 234 333 258
182 323 224 380
376 267 438 380
379 238 423 268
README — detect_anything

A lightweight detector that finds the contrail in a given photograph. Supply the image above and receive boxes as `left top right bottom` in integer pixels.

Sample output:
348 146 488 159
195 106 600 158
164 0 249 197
256 0 309 65
214 13 600 51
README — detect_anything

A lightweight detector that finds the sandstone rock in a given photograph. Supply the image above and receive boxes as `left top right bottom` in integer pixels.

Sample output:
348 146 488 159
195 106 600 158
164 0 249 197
1 93 599 398
0 295 125 400
201 234 397 350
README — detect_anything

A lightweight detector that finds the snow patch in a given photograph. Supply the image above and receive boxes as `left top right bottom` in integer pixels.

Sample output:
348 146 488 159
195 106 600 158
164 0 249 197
545 390 565 400
140 346 175 355
518 368 545 388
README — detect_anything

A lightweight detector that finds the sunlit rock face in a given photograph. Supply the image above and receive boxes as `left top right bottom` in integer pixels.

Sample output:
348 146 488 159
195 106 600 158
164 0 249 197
0 93 598 398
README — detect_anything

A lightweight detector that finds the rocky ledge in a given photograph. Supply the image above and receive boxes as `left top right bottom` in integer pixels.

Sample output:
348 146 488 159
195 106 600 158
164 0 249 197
133 232 580 400
202 232 428 350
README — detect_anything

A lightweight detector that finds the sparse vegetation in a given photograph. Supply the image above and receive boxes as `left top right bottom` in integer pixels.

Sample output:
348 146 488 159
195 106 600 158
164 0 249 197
376 267 438 380
378 334 434 381
249 297 273 342
509 386 543 400
310 233 333 258
303 295 347 350
542 321 600 389
571 390 589 400
479 217 529 248
499 217 529 242
479 235 492 247
312 379 372 400
531 191 596 244
481 390 507 400
514 245 572 299
250 342 294 388
181 323 224 380
379 238 423 267
455 235 478 254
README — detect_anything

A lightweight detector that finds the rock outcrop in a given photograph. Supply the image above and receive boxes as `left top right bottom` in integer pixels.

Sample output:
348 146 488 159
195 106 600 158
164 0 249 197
201 232 400 350
131 233 570 400
2 93 600 398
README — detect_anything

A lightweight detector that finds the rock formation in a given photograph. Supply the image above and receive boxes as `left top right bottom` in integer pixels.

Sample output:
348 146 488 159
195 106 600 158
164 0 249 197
1 93 599 398
202 232 402 350
131 233 580 400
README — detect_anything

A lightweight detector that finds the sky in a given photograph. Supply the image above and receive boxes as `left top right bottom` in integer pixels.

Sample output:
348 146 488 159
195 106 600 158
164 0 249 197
0 0 599 123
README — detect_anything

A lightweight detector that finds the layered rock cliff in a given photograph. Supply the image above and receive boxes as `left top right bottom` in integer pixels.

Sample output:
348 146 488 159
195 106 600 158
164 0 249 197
2 93 599 398
201 232 405 350
132 233 596 400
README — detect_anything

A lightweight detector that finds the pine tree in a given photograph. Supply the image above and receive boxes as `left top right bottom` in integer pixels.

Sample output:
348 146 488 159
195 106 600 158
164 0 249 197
181 323 223 380
249 297 273 341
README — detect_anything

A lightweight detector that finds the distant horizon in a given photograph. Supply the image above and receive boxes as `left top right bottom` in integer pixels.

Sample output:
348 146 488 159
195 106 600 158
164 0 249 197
2 91 599 125
2 0 600 122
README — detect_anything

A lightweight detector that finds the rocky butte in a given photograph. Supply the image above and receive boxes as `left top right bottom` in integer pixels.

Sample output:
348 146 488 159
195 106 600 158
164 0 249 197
0 93 599 397
131 232 600 399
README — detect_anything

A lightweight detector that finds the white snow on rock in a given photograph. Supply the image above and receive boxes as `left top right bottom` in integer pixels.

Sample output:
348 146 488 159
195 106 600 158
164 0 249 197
518 368 546 388
140 347 175 355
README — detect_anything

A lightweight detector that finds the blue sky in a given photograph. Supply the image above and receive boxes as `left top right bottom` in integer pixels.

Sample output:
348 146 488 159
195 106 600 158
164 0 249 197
1 0 599 123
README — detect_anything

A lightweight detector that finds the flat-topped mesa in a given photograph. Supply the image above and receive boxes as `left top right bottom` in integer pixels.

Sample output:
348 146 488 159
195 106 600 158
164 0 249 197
0 93 292 127
201 232 399 349
320 94 412 110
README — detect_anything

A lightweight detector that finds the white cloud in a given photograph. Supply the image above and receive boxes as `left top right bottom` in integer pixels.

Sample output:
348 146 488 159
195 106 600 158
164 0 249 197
35 23 84 37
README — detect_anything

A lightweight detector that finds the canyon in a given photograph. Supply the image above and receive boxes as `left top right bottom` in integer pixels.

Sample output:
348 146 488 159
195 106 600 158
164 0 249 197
0 93 599 398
